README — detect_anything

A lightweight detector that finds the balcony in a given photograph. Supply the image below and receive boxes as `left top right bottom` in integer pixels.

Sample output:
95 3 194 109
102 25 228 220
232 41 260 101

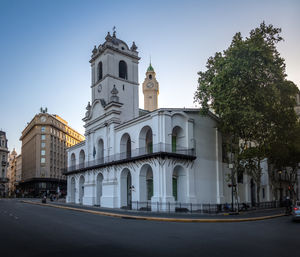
64 143 196 174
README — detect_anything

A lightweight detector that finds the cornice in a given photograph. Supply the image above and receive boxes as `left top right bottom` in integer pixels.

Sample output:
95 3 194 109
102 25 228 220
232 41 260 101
90 45 140 63
91 74 139 88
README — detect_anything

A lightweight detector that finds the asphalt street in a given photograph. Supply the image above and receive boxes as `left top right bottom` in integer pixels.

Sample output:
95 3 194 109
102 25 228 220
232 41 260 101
0 199 299 257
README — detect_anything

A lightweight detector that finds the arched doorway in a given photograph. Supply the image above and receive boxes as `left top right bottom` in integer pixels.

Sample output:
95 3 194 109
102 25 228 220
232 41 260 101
71 153 76 169
97 139 104 164
172 126 185 153
139 164 154 203
120 133 131 159
79 175 85 204
120 168 132 208
96 173 103 206
70 177 75 203
139 126 153 154
79 150 85 168
172 165 187 203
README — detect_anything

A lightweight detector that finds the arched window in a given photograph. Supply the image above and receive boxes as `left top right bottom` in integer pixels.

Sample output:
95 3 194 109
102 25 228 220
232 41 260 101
120 133 131 159
79 150 85 168
97 62 103 81
70 153 76 169
119 60 127 80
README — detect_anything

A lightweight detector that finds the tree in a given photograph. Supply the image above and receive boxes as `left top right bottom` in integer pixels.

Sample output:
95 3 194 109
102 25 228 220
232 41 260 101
194 22 298 204
267 120 300 201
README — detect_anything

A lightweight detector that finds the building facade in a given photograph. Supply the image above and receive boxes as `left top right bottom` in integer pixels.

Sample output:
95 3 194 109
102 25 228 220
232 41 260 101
15 154 22 195
19 110 84 197
0 131 9 197
7 148 17 196
65 32 233 209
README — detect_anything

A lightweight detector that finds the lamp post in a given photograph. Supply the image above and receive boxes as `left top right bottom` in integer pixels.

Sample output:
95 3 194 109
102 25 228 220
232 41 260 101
278 170 282 202
229 163 234 212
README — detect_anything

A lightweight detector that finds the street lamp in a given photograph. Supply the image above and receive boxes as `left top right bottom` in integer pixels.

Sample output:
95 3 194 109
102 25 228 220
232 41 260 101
278 170 282 202
229 163 234 212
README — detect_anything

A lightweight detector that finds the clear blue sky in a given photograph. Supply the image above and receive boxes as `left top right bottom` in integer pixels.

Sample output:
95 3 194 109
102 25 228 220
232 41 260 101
0 0 299 154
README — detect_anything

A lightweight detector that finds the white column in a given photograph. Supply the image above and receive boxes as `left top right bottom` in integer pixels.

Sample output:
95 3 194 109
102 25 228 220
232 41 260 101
83 172 96 206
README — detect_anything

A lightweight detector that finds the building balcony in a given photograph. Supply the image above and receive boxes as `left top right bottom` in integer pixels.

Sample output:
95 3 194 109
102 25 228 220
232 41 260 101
64 143 196 175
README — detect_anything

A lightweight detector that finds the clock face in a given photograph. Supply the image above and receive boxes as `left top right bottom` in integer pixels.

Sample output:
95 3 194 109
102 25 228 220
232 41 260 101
97 84 102 92
40 116 46 122
147 82 154 88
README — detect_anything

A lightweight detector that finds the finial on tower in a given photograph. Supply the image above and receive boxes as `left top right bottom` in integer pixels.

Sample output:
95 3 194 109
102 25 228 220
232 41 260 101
130 41 137 51
147 60 154 72
113 26 116 38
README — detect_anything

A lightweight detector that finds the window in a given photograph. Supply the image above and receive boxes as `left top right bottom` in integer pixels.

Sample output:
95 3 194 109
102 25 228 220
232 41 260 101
97 62 103 80
41 135 46 140
41 158 46 163
41 126 45 132
149 74 152 80
41 142 45 148
119 60 127 79
41 150 45 156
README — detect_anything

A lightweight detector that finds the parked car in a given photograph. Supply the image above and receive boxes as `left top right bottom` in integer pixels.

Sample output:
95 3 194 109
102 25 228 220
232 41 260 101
292 201 300 221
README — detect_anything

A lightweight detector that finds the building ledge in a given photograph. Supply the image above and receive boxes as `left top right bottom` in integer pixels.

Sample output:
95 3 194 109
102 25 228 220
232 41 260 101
64 143 196 176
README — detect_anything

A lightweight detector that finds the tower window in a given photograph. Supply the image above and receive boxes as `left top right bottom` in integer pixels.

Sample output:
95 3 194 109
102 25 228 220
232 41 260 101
123 84 125 91
149 74 152 80
119 60 127 80
97 62 103 81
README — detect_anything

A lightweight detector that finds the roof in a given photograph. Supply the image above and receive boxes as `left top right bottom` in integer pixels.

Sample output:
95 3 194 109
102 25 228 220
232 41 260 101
147 63 154 72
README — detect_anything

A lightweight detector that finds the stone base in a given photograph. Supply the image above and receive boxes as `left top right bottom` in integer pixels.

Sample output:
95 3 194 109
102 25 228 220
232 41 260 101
101 196 119 208
83 196 95 206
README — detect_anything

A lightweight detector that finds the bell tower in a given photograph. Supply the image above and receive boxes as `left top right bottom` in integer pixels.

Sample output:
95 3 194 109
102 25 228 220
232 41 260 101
142 63 159 111
83 30 140 125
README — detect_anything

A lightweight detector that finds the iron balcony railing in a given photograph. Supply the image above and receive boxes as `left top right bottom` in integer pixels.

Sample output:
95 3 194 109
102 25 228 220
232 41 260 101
65 143 195 173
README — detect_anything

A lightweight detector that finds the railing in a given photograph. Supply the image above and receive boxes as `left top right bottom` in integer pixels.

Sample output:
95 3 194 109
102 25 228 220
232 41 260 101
65 143 195 173
129 200 283 213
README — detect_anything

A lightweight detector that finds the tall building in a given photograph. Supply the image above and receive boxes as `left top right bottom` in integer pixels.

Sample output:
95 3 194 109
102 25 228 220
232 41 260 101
142 63 159 111
15 154 22 195
20 109 84 197
0 131 9 197
7 148 17 196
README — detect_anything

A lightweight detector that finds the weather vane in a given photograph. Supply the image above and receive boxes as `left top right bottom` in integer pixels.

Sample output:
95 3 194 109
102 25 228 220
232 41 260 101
113 26 116 33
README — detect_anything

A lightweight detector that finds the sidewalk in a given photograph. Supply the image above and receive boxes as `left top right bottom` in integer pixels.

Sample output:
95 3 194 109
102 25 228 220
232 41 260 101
21 199 287 222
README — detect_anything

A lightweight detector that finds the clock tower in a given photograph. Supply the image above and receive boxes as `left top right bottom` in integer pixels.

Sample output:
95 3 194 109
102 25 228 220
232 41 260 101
142 63 159 111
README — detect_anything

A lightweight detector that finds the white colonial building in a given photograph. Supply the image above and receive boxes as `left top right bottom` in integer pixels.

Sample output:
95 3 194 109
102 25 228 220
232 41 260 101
65 31 278 210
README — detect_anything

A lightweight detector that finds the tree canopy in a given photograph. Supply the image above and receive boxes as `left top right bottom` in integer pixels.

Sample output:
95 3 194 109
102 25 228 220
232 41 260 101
194 22 299 203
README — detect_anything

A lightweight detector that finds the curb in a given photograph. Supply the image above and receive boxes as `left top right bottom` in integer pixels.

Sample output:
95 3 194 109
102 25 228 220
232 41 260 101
21 200 286 223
